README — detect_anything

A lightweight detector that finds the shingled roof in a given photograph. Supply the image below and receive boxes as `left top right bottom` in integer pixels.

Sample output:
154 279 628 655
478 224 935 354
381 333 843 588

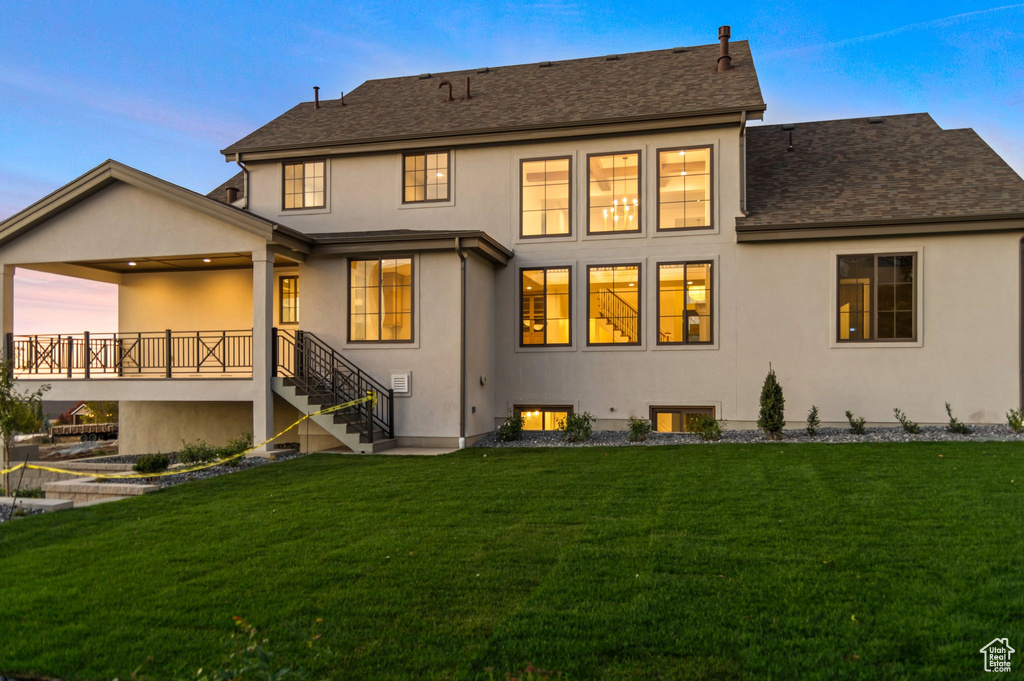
739 114 1024 230
207 171 244 204
222 42 764 155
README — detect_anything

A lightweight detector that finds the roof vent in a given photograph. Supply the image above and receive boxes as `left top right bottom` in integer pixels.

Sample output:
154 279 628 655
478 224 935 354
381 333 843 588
781 124 795 131
717 26 733 72
672 46 687 53
477 67 490 74
418 73 432 79
868 117 884 124
225 186 239 203
605 54 620 61
313 86 320 109
538 61 553 68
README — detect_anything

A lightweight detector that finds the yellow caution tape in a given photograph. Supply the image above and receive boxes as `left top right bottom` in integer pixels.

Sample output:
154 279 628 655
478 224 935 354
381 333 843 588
0 392 379 479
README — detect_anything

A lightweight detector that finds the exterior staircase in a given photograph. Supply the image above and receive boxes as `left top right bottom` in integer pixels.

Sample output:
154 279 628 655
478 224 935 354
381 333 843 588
271 329 396 453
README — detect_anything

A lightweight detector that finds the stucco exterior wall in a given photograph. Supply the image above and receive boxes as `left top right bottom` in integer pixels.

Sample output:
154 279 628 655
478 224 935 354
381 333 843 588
465 251 497 438
272 394 344 453
119 269 253 332
119 401 252 455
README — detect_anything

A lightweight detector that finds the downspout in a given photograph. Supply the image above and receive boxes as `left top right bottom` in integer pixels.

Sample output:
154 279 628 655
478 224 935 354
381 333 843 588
738 110 748 217
235 153 250 210
456 237 467 448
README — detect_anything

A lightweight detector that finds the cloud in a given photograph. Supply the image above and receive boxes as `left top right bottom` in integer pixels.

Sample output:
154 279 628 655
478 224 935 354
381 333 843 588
13 270 118 335
0 63 253 144
762 4 1024 58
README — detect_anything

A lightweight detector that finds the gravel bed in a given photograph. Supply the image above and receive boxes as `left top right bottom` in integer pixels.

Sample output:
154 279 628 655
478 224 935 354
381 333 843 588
0 503 45 523
474 424 1024 448
97 451 306 488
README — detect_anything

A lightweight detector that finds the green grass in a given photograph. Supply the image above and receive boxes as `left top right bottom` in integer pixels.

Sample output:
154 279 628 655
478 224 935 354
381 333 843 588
1 442 1022 680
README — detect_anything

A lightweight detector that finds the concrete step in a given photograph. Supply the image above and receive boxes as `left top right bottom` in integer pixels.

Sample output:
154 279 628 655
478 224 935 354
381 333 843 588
44 477 159 503
0 496 74 512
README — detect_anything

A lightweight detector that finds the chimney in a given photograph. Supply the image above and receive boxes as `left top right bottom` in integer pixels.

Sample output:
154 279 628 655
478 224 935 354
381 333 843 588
717 26 733 72
225 186 239 203
313 86 320 109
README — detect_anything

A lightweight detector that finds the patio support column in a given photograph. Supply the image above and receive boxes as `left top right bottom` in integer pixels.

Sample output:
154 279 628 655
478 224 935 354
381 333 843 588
0 265 13 354
252 249 275 454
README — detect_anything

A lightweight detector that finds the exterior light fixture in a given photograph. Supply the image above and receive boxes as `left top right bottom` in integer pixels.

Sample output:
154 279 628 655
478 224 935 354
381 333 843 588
127 261 137 267
202 258 212 263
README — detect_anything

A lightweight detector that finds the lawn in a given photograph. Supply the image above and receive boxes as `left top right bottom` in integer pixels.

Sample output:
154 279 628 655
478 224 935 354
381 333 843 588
1 442 1022 680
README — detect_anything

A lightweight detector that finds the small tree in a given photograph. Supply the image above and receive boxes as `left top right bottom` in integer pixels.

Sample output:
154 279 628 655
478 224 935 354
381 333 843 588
0 360 49 494
806 405 820 436
757 364 786 440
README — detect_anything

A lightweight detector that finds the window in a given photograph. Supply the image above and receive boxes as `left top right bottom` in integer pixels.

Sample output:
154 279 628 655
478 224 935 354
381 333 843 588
588 264 640 345
516 406 572 431
349 258 413 342
403 152 450 202
650 406 715 433
283 161 325 209
588 152 640 233
521 267 571 346
521 157 571 237
658 147 711 230
279 276 299 325
837 254 916 341
658 262 712 344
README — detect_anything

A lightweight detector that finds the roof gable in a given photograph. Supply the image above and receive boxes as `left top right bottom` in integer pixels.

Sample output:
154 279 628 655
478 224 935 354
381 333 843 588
223 42 764 155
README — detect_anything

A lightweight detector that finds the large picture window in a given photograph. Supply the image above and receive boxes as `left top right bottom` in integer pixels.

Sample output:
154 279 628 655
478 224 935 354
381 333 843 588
349 258 413 342
658 147 711 230
837 254 916 342
658 262 712 344
521 157 571 237
279 276 299 325
516 406 572 431
588 264 640 345
521 267 571 346
403 152 449 202
588 152 640 233
283 161 325 209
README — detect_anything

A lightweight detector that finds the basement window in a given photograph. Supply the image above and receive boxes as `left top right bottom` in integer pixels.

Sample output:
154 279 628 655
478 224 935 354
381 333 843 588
516 406 573 431
283 160 325 210
650 406 715 433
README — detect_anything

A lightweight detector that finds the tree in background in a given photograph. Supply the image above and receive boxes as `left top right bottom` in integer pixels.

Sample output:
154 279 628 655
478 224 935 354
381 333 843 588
0 360 49 494
82 401 118 424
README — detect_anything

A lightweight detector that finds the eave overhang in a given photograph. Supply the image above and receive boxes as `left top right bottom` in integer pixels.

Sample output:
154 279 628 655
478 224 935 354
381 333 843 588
310 230 513 266
735 213 1024 243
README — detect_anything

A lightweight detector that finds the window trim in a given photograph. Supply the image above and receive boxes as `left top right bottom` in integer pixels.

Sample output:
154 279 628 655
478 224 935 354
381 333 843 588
279 275 299 326
586 150 643 235
514 405 575 431
401 150 451 204
649 405 716 433
519 266 573 348
586 262 643 347
519 155 573 239
835 252 917 343
346 256 416 344
281 159 327 211
656 261 714 346
655 145 714 232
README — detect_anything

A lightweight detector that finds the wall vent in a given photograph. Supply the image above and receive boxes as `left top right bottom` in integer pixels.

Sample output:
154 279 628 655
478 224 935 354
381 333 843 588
391 372 411 394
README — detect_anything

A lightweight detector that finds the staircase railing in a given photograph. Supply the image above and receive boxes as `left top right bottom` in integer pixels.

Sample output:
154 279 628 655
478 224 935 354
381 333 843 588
594 289 640 344
273 328 394 442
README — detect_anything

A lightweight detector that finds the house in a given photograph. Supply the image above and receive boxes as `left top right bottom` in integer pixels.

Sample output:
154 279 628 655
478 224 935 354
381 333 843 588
2 27 1023 455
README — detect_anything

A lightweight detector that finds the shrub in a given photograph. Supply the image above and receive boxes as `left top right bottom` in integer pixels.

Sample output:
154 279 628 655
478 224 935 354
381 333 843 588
15 487 45 499
133 453 170 474
496 411 524 442
627 416 652 442
218 432 254 458
691 414 722 441
559 412 595 443
1008 408 1024 434
177 439 218 465
845 410 866 435
893 408 920 434
757 364 785 440
805 405 820 436
945 402 971 434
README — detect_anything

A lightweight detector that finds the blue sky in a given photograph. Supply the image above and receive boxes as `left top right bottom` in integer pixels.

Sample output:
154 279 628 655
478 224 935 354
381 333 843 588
1 1 1022 331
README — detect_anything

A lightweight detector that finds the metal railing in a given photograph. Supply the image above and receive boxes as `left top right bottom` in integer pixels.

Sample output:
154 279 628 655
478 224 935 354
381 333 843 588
7 330 253 378
274 328 394 442
593 289 640 344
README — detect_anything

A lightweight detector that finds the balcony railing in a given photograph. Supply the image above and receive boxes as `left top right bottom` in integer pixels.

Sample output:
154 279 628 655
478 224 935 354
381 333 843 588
7 330 253 379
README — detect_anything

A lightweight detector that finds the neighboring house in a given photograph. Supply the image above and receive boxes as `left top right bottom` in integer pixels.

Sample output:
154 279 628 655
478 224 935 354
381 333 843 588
2 27 1024 454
